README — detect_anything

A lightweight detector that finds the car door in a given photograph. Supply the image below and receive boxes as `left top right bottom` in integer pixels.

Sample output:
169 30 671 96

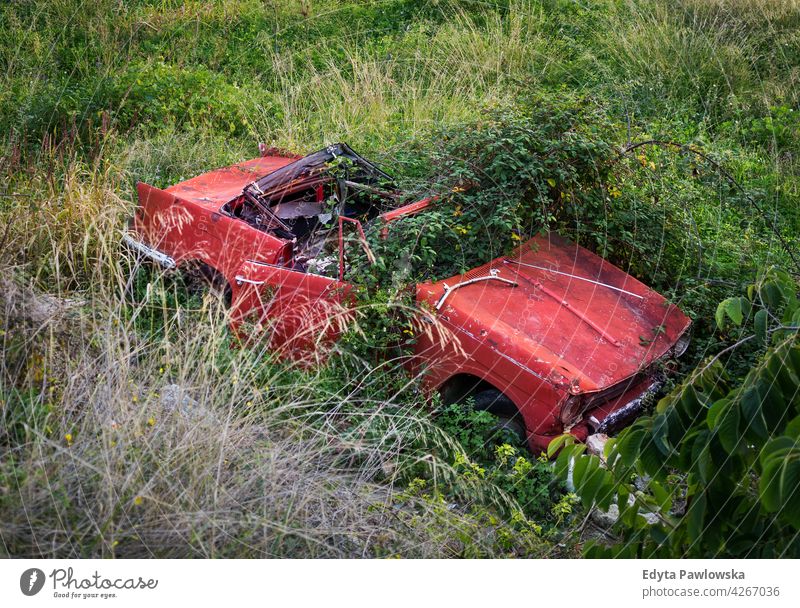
231 261 353 361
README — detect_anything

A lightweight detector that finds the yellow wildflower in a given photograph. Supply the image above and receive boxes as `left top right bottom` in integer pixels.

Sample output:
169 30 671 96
64 433 73 446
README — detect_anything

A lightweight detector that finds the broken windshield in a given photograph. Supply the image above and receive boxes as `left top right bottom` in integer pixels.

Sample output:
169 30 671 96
230 144 398 280
243 143 396 205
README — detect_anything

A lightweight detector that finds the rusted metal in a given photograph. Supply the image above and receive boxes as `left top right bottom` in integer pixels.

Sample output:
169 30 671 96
516 272 624 348
415 232 691 451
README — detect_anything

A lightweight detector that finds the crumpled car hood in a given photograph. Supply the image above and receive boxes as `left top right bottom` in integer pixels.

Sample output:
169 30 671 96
417 232 691 394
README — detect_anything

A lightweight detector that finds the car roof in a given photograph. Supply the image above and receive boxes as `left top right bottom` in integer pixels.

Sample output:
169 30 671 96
165 155 299 208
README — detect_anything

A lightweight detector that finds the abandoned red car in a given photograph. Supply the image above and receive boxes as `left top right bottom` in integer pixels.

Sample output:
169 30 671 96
126 143 691 452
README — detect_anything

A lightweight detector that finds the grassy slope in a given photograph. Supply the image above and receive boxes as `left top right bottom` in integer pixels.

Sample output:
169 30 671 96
1 0 798 557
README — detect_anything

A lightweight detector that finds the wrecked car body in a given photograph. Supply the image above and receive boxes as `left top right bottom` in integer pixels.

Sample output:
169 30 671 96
127 143 691 452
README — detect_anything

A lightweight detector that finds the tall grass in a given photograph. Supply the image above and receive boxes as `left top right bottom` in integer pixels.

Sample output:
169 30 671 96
592 0 800 121
1 0 798 558
259 3 550 151
0 147 552 557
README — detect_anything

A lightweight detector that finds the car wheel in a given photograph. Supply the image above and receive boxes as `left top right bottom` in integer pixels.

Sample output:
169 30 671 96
472 389 527 446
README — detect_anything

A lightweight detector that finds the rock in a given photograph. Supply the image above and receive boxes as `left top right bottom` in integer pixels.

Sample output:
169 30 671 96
591 504 619 528
633 474 651 492
1 276 84 331
159 384 213 421
640 511 660 525
586 433 609 458
591 494 660 528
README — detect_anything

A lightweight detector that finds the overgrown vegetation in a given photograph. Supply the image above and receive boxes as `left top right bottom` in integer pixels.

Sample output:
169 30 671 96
551 268 800 557
1 0 798 557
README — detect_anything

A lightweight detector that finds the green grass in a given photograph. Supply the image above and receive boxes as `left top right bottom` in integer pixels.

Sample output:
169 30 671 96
1 0 798 557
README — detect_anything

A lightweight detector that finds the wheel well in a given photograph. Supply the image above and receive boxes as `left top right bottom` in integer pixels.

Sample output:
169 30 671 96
179 260 232 307
438 373 493 405
439 374 523 422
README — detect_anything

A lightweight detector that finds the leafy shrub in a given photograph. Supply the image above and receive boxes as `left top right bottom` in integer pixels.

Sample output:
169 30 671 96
360 96 617 284
434 400 564 523
111 61 266 135
550 267 800 557
4 61 273 149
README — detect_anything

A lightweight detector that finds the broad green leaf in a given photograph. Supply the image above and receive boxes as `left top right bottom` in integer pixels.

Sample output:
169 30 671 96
650 525 669 546
740 385 768 440
572 454 592 492
755 309 768 345
651 413 671 456
547 433 572 459
686 491 707 542
594 474 616 511
716 399 741 454
760 459 783 512
580 465 605 508
785 416 800 439
716 297 744 329
617 428 645 467
706 397 729 429
779 456 800 528
640 438 667 478
650 480 672 512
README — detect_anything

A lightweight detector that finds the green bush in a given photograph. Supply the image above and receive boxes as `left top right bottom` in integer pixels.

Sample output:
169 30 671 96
434 400 565 524
551 267 800 557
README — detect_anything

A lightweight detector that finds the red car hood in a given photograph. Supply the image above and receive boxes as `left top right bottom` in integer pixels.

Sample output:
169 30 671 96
417 232 691 394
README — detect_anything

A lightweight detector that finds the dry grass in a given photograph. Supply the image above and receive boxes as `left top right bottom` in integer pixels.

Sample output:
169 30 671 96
0 151 548 558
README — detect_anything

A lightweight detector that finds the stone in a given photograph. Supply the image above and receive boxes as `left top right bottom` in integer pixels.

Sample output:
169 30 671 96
586 433 609 458
159 384 212 421
591 504 619 528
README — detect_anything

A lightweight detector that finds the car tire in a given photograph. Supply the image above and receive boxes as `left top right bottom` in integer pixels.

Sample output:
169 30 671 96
472 389 527 446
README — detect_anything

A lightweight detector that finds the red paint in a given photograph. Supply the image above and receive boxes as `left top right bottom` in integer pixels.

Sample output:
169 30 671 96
130 148 691 453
